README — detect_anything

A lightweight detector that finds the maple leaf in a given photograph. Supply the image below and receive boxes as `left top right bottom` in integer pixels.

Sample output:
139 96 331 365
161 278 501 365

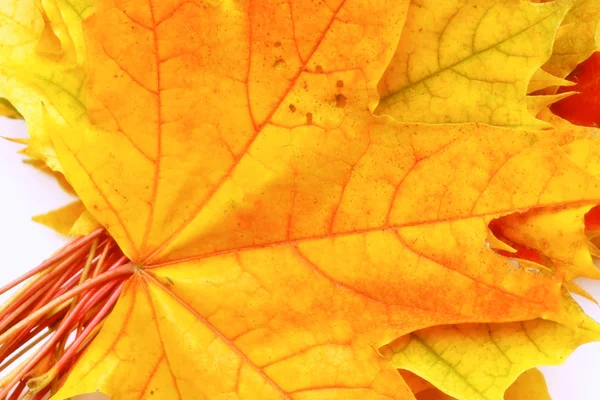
376 0 575 127
541 0 600 79
0 0 91 173
403 368 552 400
490 205 599 280
0 98 21 119
379 87 600 400
528 69 574 93
33 200 100 236
551 52 600 127
2 0 600 399
383 291 600 400
503 369 552 400
485 109 600 283
42 1 600 399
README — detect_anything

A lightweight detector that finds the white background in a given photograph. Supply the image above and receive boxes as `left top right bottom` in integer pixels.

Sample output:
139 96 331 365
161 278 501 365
1 116 600 399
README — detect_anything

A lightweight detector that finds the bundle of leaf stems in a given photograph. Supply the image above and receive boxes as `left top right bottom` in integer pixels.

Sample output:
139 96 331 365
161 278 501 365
0 230 132 399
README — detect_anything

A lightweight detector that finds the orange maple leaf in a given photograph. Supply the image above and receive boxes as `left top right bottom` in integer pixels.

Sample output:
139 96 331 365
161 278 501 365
1 0 600 399
46 0 600 398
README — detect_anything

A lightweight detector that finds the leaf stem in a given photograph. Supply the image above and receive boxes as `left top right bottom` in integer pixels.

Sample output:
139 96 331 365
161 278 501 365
0 245 89 321
39 285 123 385
0 230 131 398
92 240 112 278
0 330 52 374
0 274 130 398
0 229 103 296
0 264 133 346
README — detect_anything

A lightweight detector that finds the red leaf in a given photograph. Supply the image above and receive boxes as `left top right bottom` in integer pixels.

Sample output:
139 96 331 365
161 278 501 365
552 52 600 127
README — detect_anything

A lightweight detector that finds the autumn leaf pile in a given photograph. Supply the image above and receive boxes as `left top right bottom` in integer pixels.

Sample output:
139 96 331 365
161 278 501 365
2 0 600 399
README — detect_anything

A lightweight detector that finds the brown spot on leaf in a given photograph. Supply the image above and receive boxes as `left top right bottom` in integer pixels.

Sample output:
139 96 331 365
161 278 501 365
335 94 347 108
274 41 282 47
315 65 323 73
289 104 296 112
336 80 344 88
273 58 286 70
306 112 313 124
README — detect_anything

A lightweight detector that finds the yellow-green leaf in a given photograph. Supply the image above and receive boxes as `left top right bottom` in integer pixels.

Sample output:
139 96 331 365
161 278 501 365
0 0 92 172
376 0 573 127
383 292 600 400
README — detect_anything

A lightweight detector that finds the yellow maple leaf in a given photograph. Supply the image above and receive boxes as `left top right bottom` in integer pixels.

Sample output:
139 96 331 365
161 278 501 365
542 0 600 79
528 69 575 93
376 0 575 127
491 205 600 280
504 369 552 400
404 369 551 400
0 0 92 173
384 292 598 400
0 98 21 119
33 200 100 236
1 0 600 399
525 0 600 96
44 0 600 398
485 109 600 283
